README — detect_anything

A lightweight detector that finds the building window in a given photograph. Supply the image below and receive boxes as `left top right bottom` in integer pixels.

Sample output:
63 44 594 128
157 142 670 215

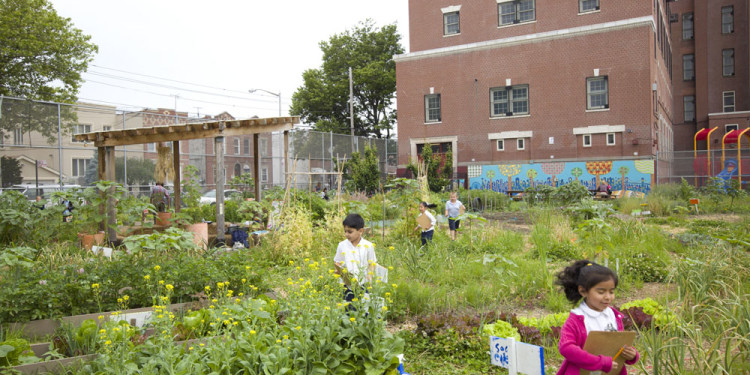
723 49 735 77
425 94 441 123
233 138 240 154
579 0 599 13
682 13 694 40
72 158 90 177
606 133 616 146
146 143 155 152
682 54 695 81
497 139 505 151
498 0 535 26
261 168 268 183
582 134 592 147
259 138 268 156
13 128 23 145
683 96 695 122
243 138 250 155
233 163 241 177
722 6 734 34
723 91 735 112
103 126 111 132
726 124 739 133
71 124 91 143
586 76 608 110
443 11 460 35
490 85 529 117
516 138 525 150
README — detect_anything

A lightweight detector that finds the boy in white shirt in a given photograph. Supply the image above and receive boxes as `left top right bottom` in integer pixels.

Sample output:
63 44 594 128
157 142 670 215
334 213 376 310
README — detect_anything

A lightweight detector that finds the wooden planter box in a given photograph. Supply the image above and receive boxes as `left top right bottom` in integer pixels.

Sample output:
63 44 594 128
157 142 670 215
7 301 200 341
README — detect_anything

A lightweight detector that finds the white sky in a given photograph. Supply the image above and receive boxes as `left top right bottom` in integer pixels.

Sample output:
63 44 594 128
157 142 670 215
49 0 410 122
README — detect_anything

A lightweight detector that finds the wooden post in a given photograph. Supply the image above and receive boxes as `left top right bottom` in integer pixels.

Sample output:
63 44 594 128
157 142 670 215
284 130 289 185
254 133 261 201
215 135 225 244
97 147 106 232
104 146 116 243
172 140 181 212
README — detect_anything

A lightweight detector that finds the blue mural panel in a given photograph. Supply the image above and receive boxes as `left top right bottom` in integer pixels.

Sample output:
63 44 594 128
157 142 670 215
468 160 653 194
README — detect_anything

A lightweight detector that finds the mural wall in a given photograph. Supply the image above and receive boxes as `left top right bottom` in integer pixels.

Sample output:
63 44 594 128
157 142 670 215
467 160 654 194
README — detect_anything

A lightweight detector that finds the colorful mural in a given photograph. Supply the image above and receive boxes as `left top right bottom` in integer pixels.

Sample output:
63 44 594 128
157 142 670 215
468 160 654 194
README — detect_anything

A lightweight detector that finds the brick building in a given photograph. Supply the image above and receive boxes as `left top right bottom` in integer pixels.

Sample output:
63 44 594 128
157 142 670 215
395 0 680 192
670 0 749 154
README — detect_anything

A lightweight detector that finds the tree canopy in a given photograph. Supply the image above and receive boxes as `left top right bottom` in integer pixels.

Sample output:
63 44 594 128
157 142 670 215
290 19 403 139
0 0 98 143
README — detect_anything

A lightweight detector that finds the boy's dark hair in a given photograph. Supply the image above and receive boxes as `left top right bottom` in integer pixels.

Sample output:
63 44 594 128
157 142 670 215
555 260 618 303
342 213 365 229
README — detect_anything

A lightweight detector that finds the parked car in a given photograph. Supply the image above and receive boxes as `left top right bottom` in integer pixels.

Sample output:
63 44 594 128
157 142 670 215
4 184 82 201
199 189 241 205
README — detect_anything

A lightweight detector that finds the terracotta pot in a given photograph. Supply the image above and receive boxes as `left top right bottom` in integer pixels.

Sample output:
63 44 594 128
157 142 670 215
185 222 208 249
80 232 105 250
156 212 173 226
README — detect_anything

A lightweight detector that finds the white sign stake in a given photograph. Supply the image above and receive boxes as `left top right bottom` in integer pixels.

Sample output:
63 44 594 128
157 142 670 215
490 336 545 375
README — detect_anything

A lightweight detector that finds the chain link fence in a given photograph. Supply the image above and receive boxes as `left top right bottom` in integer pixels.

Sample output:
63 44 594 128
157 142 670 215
0 96 397 196
659 149 749 188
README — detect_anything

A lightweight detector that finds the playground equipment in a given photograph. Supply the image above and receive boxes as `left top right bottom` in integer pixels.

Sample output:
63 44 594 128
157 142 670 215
721 128 750 186
693 127 718 187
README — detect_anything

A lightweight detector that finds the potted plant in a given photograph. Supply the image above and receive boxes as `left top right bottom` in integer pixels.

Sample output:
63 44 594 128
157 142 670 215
172 209 208 250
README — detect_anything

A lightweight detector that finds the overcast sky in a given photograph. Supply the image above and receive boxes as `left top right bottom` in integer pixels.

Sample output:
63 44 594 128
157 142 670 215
49 0 410 122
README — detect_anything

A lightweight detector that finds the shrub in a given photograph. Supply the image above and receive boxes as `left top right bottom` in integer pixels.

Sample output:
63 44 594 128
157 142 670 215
553 181 590 205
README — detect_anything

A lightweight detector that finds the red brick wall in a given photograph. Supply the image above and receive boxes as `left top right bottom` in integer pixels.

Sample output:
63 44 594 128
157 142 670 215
397 25 660 167
409 0 653 53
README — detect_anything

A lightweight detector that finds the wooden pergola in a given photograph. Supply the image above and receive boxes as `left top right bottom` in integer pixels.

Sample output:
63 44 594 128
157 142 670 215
74 116 300 244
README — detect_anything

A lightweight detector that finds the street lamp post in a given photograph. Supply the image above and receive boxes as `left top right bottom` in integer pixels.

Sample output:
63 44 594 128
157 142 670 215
248 89 281 117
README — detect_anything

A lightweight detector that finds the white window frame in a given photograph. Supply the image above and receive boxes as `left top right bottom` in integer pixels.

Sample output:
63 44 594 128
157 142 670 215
579 0 599 13
723 49 735 77
726 124 739 133
606 133 616 146
261 167 268 183
582 134 592 147
586 76 608 110
498 0 535 26
425 94 442 123
147 143 156 152
497 139 505 151
243 138 250 155
723 91 735 112
102 126 112 132
71 124 91 143
516 138 525 150
72 158 90 177
233 138 240 154
722 6 734 34
683 54 695 81
443 11 460 35
684 95 695 122
13 128 23 145
490 84 529 117
682 13 694 40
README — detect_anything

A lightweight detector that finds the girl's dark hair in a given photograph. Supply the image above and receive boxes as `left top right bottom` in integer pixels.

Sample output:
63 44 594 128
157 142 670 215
420 201 437 209
555 260 618 303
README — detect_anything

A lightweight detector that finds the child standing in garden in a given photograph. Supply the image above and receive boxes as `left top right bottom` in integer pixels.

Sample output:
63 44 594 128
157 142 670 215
444 192 465 241
334 213 376 308
555 260 639 375
415 202 437 246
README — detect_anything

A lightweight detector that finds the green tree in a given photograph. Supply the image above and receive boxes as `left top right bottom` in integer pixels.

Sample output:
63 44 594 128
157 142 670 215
1 156 22 187
83 153 156 187
342 145 380 193
290 19 403 139
0 0 98 142
0 0 97 102
407 144 453 193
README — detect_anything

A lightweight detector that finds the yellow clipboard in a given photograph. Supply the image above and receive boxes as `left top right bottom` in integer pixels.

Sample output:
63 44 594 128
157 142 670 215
581 331 636 375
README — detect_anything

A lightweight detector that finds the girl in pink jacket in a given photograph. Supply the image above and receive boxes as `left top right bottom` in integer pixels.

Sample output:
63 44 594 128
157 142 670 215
555 260 639 374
